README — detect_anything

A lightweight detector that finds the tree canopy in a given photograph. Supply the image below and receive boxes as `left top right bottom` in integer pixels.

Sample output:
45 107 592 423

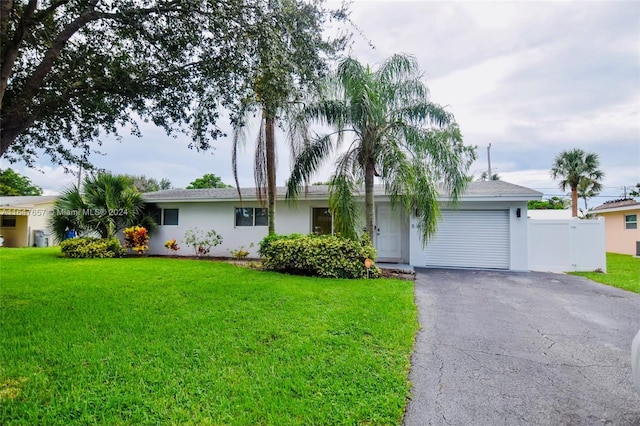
550 148 604 217
286 54 476 242
1 0 349 169
186 173 231 189
122 174 172 193
231 0 348 234
0 167 42 195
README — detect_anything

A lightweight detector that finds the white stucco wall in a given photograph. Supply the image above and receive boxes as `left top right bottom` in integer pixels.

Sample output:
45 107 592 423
148 199 334 257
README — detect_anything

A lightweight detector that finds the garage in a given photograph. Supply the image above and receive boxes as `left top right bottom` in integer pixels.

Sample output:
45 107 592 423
422 209 511 269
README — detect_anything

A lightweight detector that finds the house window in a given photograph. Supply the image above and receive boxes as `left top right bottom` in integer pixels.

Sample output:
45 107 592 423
163 209 179 226
312 208 332 235
1 216 16 227
625 214 637 230
235 208 268 227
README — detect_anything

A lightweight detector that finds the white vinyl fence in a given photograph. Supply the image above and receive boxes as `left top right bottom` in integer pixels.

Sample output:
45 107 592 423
528 218 606 272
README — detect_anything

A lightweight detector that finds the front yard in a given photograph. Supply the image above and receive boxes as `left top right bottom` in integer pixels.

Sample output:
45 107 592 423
0 248 418 425
570 252 640 294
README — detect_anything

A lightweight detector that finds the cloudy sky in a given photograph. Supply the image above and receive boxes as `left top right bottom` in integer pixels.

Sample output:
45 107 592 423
4 0 640 208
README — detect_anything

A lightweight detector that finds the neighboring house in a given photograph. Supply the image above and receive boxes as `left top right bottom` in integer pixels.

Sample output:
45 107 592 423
592 199 640 256
0 196 58 247
143 180 542 271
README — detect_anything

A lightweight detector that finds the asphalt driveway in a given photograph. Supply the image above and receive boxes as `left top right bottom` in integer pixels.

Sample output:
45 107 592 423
403 269 640 426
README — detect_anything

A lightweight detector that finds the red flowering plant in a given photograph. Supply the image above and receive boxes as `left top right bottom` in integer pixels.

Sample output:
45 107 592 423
124 226 149 254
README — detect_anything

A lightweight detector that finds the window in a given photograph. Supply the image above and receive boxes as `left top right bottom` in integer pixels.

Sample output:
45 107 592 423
312 208 332 235
235 207 268 227
163 209 179 226
1 216 16 227
625 214 637 230
150 208 162 225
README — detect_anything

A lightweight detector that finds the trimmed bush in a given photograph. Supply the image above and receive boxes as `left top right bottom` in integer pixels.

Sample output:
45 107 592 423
259 233 380 279
60 237 125 258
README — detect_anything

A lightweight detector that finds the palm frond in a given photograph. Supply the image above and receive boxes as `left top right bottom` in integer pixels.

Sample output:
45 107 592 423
286 133 336 199
328 173 361 240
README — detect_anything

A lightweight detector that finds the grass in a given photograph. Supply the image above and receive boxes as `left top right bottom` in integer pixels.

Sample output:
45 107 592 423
0 248 418 425
570 252 640 294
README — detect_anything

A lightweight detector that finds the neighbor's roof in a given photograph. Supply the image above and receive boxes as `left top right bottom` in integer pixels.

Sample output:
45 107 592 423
0 195 58 208
143 180 542 203
592 198 640 213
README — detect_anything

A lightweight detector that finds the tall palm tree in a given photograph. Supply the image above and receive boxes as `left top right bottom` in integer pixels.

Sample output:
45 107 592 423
50 173 157 241
231 0 346 235
286 54 476 243
551 148 604 217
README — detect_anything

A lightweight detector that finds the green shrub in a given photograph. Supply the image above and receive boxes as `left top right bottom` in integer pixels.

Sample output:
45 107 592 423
259 233 380 279
60 237 125 258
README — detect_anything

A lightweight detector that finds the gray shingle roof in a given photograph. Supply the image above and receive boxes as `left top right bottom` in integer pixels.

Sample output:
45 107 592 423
0 195 58 208
143 180 541 202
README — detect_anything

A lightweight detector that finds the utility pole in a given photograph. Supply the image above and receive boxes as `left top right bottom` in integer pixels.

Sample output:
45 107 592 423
487 143 492 181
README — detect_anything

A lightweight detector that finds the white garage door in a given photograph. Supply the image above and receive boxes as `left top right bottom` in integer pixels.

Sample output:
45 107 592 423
424 210 510 269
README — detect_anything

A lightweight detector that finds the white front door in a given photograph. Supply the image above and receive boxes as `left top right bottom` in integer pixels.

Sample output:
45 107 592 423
376 204 402 261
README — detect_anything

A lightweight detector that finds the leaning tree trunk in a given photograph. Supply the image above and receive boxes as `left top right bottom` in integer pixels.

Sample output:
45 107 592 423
265 115 277 235
571 187 578 217
364 159 376 238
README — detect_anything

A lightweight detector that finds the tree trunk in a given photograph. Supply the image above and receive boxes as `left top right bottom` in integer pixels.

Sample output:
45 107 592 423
364 159 375 238
571 187 578 217
265 115 276 235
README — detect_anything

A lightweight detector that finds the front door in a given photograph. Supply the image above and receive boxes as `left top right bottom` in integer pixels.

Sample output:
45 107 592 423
375 204 402 261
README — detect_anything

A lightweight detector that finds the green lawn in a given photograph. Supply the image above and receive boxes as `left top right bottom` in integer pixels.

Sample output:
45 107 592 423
570 252 640 294
0 248 418 425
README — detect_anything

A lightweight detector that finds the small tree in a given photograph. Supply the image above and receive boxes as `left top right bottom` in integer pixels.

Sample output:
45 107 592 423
551 148 604 217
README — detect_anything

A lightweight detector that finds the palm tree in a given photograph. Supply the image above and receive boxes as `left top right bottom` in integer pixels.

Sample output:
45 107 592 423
231 0 346 235
577 175 602 212
50 173 157 241
286 54 476 243
550 148 604 217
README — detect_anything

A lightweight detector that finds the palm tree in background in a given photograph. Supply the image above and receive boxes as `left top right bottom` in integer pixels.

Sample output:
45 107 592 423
577 175 602 212
50 173 157 242
551 148 604 217
286 53 476 242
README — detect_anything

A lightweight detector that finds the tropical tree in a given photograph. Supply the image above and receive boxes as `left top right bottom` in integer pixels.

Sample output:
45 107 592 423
123 175 172 193
186 173 230 189
286 54 476 242
0 167 42 195
50 173 157 241
231 0 347 235
550 148 604 217
577 175 602 212
1 1 349 169
629 183 640 198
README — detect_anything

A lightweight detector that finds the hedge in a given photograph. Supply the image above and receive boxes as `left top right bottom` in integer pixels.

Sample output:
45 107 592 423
259 233 380 279
60 237 125 258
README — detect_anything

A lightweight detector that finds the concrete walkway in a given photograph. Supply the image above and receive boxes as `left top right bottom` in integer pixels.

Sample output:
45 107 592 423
403 269 640 425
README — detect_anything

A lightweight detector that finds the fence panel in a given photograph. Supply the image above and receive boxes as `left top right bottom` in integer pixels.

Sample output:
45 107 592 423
528 218 606 272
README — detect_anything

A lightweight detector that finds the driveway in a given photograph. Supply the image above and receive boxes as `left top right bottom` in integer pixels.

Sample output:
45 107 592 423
403 269 640 426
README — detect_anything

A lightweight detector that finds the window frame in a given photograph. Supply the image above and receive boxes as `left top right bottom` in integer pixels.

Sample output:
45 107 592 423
162 208 179 226
235 207 268 227
311 207 333 235
1 215 16 228
625 214 637 230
